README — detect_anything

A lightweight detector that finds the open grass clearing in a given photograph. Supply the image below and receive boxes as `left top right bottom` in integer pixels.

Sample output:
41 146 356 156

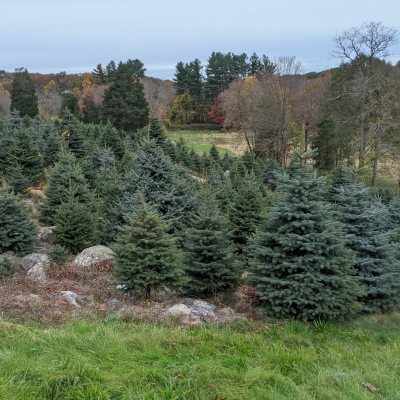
167 130 247 157
1 314 400 399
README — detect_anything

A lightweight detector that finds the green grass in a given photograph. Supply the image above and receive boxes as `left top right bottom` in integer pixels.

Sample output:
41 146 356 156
1 315 400 399
168 130 235 156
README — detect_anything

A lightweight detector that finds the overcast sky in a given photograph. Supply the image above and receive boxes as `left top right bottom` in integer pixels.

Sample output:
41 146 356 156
2 0 400 79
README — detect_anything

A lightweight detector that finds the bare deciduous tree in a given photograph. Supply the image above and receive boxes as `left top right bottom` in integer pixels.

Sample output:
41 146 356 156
141 77 175 121
332 21 399 168
332 21 398 62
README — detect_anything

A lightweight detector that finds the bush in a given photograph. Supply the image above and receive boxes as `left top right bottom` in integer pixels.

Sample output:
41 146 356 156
48 244 69 266
0 256 17 279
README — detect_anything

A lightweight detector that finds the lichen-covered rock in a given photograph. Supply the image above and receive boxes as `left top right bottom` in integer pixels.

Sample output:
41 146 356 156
21 253 50 269
108 299 125 309
74 245 115 268
166 304 191 317
27 262 46 281
181 298 218 319
60 291 84 307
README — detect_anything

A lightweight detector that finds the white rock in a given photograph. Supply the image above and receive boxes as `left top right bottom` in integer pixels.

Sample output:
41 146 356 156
116 284 127 290
22 253 50 269
60 291 84 307
27 263 46 281
166 304 191 317
74 245 115 268
181 298 218 318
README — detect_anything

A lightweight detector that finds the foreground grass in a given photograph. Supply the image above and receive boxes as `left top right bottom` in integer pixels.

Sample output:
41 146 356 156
1 315 400 399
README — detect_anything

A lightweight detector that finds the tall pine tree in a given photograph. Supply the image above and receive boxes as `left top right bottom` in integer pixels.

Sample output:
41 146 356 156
10 68 38 118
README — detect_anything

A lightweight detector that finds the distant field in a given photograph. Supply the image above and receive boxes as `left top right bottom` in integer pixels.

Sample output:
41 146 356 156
1 314 400 399
167 129 247 157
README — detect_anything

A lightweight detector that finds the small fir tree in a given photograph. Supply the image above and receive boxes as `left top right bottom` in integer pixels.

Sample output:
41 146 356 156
247 150 363 322
0 256 17 279
7 127 43 185
112 202 185 299
118 150 135 174
0 189 38 255
221 152 231 171
148 116 165 146
6 164 30 194
209 144 220 164
229 174 264 253
53 185 96 254
60 109 87 159
262 159 282 191
162 140 177 161
43 133 62 167
40 149 95 225
100 123 126 160
183 184 240 296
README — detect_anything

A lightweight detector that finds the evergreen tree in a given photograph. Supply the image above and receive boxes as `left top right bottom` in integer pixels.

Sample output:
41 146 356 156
61 94 79 116
208 170 234 215
333 175 400 312
148 116 165 146
53 185 96 254
221 152 231 171
183 184 240 296
162 140 177 161
201 152 211 173
7 127 43 184
263 159 282 191
43 132 62 167
313 115 337 172
0 256 17 279
60 109 87 159
189 148 202 173
10 68 38 118
100 123 125 160
112 203 185 299
118 150 135 174
209 144 220 164
229 174 263 253
0 189 38 256
229 159 247 189
40 150 95 225
102 142 201 244
247 150 363 322
6 164 30 194
102 62 149 132
81 94 101 124
241 150 259 175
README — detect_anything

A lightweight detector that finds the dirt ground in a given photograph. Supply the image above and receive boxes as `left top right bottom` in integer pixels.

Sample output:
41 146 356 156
0 261 255 326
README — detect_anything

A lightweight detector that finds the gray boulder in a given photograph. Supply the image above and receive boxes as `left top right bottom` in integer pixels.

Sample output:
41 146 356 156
60 291 84 307
166 304 191 317
21 253 50 269
108 299 125 309
181 298 218 319
27 262 46 281
74 245 115 268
